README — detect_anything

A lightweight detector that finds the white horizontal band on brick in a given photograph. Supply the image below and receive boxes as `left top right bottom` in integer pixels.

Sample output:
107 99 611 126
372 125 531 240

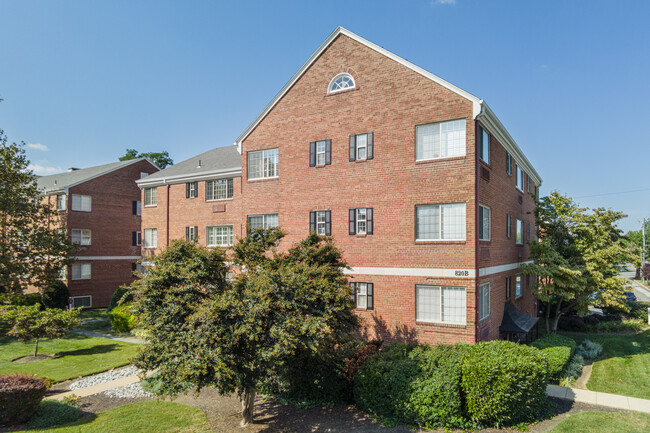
75 256 142 261
344 267 476 278
479 261 533 277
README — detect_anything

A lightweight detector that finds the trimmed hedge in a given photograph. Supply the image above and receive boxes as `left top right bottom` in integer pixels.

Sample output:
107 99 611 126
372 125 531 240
108 304 137 332
27 400 83 428
108 286 133 311
41 281 70 309
461 340 549 427
531 334 576 381
0 374 47 425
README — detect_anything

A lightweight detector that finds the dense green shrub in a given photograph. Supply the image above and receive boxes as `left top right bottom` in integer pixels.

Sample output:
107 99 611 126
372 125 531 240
0 374 47 425
41 281 70 309
141 372 193 395
7 293 43 307
107 304 137 332
108 286 133 311
575 339 602 360
628 302 649 322
461 340 549 427
584 318 645 333
343 343 379 382
531 334 576 381
27 400 83 428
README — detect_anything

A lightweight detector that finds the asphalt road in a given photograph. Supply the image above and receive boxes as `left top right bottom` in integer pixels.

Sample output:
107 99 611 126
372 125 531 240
620 268 650 302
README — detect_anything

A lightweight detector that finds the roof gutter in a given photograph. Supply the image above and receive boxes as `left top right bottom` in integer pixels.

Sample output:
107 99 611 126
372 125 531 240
136 168 242 188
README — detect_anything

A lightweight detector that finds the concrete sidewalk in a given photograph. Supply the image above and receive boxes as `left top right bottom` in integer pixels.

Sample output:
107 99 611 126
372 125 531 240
547 385 650 414
70 329 145 344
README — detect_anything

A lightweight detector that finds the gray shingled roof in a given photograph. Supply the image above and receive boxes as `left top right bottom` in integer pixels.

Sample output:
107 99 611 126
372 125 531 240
37 158 152 194
137 145 241 186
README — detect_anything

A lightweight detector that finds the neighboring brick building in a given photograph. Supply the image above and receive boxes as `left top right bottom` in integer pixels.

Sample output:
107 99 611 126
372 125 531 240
141 27 542 344
37 158 159 308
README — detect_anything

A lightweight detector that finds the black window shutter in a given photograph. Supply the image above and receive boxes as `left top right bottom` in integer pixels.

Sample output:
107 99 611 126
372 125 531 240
325 210 331 236
310 211 316 233
479 206 484 239
185 227 189 241
194 182 199 197
132 231 137 246
367 132 374 160
132 263 137 271
132 201 137 215
325 139 332 165
194 226 198 241
366 208 373 235
349 135 356 162
367 283 374 310
350 282 356 303
309 141 316 167
186 183 190 198
227 179 233 198
349 208 356 235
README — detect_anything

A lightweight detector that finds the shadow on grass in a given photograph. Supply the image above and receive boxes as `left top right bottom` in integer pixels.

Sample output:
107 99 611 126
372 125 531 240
55 344 121 358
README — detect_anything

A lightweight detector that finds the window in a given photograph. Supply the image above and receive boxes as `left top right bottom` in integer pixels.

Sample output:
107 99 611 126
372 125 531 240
140 172 149 179
71 263 91 280
516 165 524 191
247 214 279 230
516 219 524 244
527 222 531 241
479 205 491 241
132 231 141 246
415 203 466 241
144 187 157 206
515 274 522 298
479 125 490 164
206 179 233 201
416 285 466 325
310 210 331 236
506 276 512 299
349 208 373 235
479 283 490 321
56 194 67 211
506 152 512 176
207 226 234 247
309 140 331 166
506 214 512 238
350 282 373 309
71 194 91 212
349 133 374 162
247 148 279 180
71 229 91 245
186 182 198 198
144 228 157 248
328 73 355 93
59 266 67 281
71 296 92 309
132 201 142 216
186 226 198 242
416 119 465 161
526 174 531 193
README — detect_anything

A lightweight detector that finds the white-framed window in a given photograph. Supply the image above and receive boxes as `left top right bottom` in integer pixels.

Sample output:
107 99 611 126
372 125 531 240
506 152 512 176
206 179 233 201
144 187 157 206
350 282 373 309
506 214 512 238
316 211 326 235
71 296 92 309
316 140 326 165
140 172 149 179
415 203 466 241
186 226 198 242
135 231 142 246
479 125 490 164
526 174 531 193
479 205 490 241
516 165 524 191
356 133 368 160
207 225 233 247
415 119 466 161
71 229 92 245
71 194 91 212
247 214 279 230
479 283 490 321
144 228 157 248
247 148 279 180
328 73 355 93
56 194 67 211
416 285 466 325
71 263 91 280
135 201 142 216
516 219 524 245
515 274 522 298
187 181 198 198
59 266 67 281
356 208 367 234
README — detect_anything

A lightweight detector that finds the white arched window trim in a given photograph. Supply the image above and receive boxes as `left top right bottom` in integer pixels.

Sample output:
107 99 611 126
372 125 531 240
327 73 356 94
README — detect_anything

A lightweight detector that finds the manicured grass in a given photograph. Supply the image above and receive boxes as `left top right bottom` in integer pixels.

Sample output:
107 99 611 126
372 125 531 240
0 334 140 382
17 401 212 433
77 308 108 321
548 411 650 433
75 319 130 337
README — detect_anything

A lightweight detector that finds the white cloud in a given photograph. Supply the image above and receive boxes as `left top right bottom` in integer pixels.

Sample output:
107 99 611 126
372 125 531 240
431 0 456 5
27 143 48 151
28 163 62 175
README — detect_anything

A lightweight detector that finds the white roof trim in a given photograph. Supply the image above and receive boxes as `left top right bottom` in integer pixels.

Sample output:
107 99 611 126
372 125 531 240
136 167 242 188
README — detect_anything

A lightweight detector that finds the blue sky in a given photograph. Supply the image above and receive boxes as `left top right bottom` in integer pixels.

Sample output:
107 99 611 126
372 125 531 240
1 0 649 232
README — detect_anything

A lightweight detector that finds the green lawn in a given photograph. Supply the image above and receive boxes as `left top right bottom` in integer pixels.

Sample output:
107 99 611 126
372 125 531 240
17 401 212 433
0 333 140 382
77 308 108 321
75 319 130 337
548 411 650 433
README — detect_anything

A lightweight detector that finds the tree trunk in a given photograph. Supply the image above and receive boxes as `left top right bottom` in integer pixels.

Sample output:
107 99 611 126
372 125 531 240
550 299 563 333
240 386 256 427
34 338 39 357
545 300 551 334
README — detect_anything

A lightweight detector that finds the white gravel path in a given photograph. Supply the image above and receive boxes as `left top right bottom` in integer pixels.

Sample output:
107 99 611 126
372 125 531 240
69 366 141 390
102 382 154 399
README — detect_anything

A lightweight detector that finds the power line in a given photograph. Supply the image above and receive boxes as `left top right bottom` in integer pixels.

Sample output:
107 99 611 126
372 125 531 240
575 187 650 199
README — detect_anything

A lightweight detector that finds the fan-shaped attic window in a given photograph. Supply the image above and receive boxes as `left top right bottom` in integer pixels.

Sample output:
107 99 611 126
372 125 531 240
328 73 355 93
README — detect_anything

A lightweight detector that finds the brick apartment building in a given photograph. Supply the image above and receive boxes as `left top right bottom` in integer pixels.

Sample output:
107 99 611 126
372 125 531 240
138 27 542 344
38 158 159 308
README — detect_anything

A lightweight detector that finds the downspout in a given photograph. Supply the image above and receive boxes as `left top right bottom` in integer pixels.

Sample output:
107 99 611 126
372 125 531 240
166 181 170 246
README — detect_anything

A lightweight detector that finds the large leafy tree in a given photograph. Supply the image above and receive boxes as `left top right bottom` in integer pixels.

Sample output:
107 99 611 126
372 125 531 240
131 229 359 426
0 130 77 295
520 192 631 333
119 148 173 169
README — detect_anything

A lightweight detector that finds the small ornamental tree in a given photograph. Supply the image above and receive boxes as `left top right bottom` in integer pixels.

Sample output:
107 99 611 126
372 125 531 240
1 305 79 356
132 230 359 426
